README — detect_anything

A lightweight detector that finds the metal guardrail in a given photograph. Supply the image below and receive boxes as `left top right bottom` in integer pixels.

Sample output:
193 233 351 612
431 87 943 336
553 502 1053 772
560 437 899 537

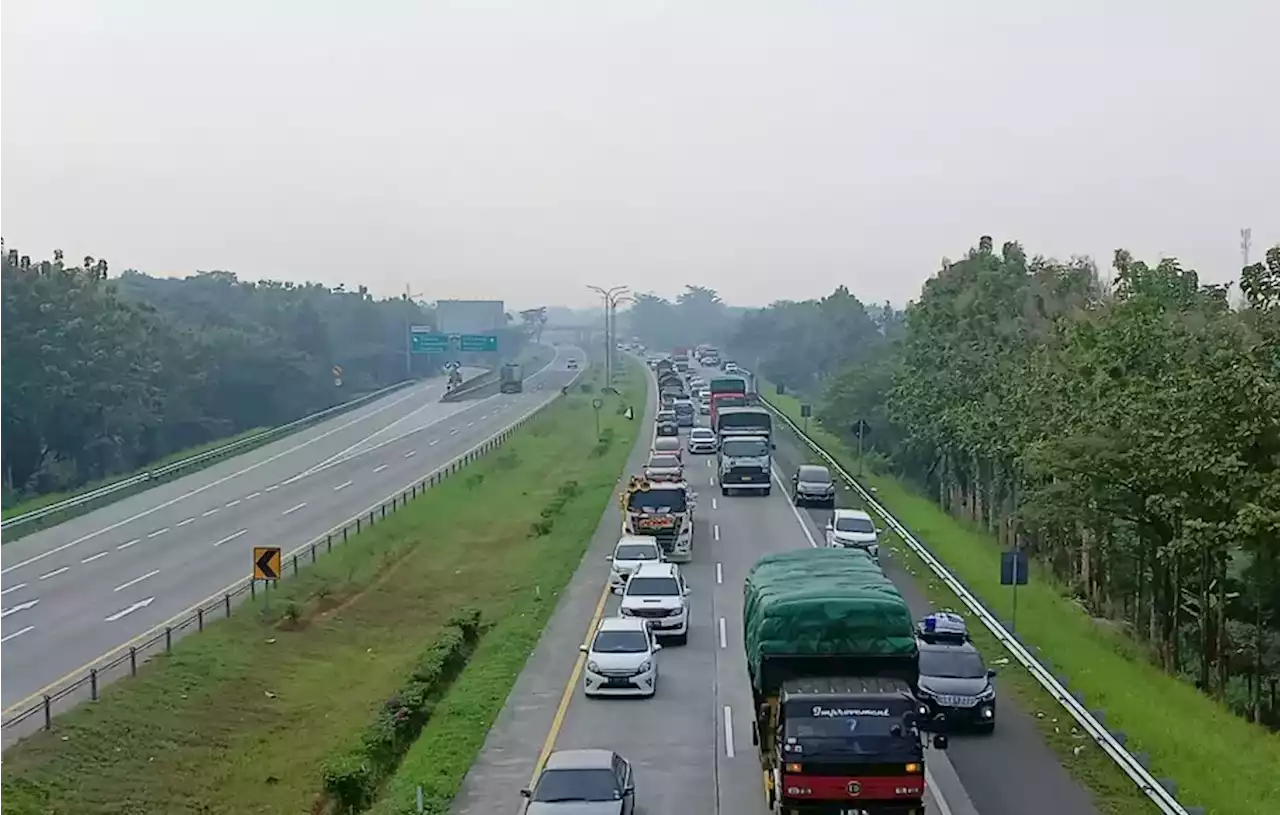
757 392 1194 815
1 378 435 533
1 363 587 738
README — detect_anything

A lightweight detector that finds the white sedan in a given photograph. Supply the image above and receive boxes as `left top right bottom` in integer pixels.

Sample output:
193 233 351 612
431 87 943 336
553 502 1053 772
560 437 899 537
580 616 661 697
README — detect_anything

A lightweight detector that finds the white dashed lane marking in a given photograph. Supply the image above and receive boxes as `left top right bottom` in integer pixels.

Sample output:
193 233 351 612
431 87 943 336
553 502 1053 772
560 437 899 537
147 527 169 538
176 518 195 527
113 570 159 592
38 567 69 581
281 502 307 517
81 551 109 564
213 529 248 547
117 539 140 550
334 480 353 491
1 583 29 597
1 625 35 643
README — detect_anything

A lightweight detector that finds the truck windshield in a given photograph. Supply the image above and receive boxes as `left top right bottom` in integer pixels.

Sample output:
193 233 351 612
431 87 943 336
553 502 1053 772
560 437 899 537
627 491 688 513
720 412 770 431
710 378 747 394
785 712 918 758
721 439 768 457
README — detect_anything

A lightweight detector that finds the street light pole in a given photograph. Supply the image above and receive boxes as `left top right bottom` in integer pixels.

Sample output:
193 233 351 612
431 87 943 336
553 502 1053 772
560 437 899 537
587 285 628 383
403 284 425 379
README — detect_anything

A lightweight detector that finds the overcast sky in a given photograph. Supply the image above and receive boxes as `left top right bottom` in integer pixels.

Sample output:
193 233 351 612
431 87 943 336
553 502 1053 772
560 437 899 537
3 1 1277 311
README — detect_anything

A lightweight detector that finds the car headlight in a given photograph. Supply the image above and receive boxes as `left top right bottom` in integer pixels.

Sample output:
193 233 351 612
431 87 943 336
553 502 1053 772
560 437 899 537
669 607 685 617
587 661 600 673
977 685 996 701
869 544 879 558
637 660 652 674
916 686 936 699
620 607 634 616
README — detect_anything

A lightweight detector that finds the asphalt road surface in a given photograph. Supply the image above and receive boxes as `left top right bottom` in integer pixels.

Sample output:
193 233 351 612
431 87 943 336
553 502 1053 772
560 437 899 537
451 361 1100 815
0 347 583 712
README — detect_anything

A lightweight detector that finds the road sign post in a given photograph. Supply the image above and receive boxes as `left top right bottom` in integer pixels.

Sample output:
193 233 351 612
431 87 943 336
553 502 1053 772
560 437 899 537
851 419 871 479
254 546 282 612
800 403 812 434
1000 549 1029 632
592 397 604 439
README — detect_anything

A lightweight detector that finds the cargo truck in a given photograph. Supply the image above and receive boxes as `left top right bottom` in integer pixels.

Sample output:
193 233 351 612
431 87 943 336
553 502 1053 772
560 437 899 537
499 362 523 394
621 476 695 563
744 549 946 815
709 376 749 429
716 406 772 443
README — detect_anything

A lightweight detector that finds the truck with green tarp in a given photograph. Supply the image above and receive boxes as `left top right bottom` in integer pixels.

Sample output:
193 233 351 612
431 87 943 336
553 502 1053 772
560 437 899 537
743 548 946 815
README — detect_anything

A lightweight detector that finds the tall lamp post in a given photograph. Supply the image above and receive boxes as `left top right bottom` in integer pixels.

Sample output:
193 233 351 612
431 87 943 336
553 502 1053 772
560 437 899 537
403 284 425 379
587 285 628 384
611 294 634 382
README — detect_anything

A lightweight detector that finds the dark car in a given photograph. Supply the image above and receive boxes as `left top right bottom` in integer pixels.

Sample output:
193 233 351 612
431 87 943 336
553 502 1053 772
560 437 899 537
915 613 997 733
791 464 836 508
655 410 679 437
521 749 636 815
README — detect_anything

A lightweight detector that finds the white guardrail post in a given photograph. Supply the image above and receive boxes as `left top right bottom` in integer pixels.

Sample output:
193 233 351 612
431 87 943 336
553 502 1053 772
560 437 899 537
1 378 423 531
756 388 1191 815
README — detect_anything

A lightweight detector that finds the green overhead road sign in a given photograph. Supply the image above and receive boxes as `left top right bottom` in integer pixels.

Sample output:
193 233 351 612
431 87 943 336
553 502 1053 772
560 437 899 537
410 329 449 354
459 333 498 352
410 330 498 354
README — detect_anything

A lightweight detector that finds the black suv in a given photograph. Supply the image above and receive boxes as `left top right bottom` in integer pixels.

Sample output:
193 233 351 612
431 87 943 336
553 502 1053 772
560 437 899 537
915 613 997 733
655 411 679 437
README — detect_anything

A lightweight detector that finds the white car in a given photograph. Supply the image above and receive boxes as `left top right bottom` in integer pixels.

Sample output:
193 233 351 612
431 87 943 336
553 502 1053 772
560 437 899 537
580 616 662 697
619 562 690 645
566 359 579 370
825 508 882 560
687 427 717 454
606 535 664 593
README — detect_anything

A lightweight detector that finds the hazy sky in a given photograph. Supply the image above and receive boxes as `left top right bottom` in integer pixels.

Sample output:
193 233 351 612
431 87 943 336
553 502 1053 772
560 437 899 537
3 2 1277 311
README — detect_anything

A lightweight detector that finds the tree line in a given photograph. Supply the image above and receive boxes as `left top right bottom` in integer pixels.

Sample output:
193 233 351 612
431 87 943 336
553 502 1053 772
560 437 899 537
1 246 525 506
725 237 1280 728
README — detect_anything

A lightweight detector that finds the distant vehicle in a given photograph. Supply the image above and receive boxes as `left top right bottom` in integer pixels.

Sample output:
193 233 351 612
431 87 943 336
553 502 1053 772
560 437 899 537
650 435 682 460
500 362 524 394
644 453 684 482
606 535 664 594
521 749 637 814
619 561 690 644
791 464 835 507
655 411 679 437
916 613 997 733
580 616 661 698
567 359 579 370
621 477 695 563
687 427 717 454
718 434 772 496
825 508 882 560
672 399 695 427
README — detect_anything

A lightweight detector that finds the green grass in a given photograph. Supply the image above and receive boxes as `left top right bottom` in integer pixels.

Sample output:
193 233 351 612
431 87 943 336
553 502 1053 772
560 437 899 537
1 427 270 520
0 361 646 815
761 379 1280 815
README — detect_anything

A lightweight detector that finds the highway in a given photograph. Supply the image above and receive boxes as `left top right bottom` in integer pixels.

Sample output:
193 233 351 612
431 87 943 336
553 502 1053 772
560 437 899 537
452 360 1099 815
0 346 583 713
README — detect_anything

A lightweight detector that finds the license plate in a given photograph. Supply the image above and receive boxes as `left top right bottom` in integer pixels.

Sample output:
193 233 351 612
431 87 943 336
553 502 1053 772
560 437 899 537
604 678 633 688
741 476 752 481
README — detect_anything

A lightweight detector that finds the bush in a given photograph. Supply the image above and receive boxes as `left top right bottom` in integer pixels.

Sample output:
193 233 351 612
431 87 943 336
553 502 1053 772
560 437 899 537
321 611 481 814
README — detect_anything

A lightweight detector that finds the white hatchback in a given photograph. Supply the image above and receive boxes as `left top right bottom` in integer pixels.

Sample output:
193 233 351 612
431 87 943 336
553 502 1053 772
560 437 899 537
581 616 661 697
606 535 664 593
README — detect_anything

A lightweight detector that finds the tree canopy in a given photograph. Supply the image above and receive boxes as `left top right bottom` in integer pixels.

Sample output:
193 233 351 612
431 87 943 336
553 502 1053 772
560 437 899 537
1 245 524 506
727 237 1280 728
617 286 749 351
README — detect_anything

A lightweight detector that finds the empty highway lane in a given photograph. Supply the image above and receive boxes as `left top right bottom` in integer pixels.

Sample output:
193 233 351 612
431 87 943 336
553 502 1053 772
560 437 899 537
0 348 581 711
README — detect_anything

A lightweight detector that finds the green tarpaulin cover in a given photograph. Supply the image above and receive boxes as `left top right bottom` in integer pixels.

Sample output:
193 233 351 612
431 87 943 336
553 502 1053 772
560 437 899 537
743 549 916 688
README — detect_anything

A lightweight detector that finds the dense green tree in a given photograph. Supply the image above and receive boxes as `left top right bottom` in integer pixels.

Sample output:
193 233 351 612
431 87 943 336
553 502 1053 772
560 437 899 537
1 246 528 506
727 237 1280 727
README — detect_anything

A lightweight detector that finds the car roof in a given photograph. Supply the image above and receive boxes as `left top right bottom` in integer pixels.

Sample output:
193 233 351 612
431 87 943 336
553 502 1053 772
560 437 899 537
631 561 679 578
616 535 658 548
652 436 679 445
544 748 617 770
597 615 649 633
833 508 872 521
648 454 680 464
798 464 830 477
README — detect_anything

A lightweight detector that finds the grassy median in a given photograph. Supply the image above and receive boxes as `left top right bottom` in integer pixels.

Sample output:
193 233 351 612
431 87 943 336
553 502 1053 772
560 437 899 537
1 360 646 815
761 380 1280 815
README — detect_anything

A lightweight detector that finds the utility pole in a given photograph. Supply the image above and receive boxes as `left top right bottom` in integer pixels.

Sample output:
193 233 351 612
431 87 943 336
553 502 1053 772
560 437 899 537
587 285 628 383
403 284 425 379
1241 228 1252 269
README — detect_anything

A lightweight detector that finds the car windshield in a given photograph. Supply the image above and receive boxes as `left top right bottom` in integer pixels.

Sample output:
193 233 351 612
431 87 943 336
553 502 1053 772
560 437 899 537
657 412 675 421
722 439 768 457
799 467 831 483
919 649 988 679
533 768 621 803
615 543 659 561
626 576 681 597
648 455 680 469
835 516 875 534
626 490 687 512
785 712 917 759
691 430 714 440
592 630 650 653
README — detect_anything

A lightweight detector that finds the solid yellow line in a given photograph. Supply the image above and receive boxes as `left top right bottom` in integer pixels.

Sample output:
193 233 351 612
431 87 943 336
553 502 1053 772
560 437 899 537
526 579 613 788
